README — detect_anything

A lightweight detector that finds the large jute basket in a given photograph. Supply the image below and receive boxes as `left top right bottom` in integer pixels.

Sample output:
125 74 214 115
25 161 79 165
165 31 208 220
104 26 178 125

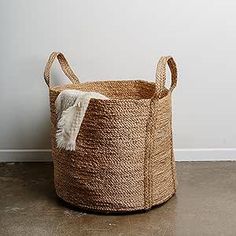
44 52 178 212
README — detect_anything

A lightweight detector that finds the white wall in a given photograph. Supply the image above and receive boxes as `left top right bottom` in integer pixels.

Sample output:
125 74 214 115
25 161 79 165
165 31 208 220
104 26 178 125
1 0 236 161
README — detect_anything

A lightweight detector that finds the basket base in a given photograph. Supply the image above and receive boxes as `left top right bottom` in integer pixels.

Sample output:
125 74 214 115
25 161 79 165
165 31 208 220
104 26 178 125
55 191 176 214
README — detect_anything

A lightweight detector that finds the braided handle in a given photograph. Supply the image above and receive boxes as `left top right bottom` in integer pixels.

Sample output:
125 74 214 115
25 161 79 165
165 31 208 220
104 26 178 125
44 52 80 88
154 56 177 99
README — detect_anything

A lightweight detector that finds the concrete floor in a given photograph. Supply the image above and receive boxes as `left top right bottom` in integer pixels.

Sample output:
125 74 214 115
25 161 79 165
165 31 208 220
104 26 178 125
1 162 236 236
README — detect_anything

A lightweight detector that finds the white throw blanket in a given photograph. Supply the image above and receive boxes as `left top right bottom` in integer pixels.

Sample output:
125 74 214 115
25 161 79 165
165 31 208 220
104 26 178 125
55 89 108 151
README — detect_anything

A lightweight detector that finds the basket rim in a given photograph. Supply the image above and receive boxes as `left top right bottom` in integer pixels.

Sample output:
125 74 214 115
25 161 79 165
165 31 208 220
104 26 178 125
49 79 169 102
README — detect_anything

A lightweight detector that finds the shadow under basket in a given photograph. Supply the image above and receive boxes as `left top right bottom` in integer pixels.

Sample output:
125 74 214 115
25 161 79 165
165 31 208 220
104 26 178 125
44 52 178 213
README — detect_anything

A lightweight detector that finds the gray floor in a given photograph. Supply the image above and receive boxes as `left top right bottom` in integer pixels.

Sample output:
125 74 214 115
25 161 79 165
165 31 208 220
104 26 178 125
1 162 236 236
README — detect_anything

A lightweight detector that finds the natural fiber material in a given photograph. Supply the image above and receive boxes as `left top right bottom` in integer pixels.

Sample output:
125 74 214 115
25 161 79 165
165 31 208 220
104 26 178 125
44 52 178 212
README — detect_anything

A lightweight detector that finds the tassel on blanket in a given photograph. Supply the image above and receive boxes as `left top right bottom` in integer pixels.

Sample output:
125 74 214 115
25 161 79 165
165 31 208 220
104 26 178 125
55 89 108 151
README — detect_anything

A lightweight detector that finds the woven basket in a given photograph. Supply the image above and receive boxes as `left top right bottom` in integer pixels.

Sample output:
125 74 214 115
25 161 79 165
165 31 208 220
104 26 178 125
44 52 178 212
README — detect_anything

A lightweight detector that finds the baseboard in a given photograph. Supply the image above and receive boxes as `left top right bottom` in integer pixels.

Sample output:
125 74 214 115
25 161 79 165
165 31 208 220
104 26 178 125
0 149 52 162
175 148 236 161
0 148 236 162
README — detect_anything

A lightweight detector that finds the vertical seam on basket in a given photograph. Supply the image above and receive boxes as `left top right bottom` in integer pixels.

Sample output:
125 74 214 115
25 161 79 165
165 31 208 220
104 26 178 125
143 100 151 209
171 149 176 191
169 102 177 192
170 133 176 191
149 100 156 207
143 99 155 209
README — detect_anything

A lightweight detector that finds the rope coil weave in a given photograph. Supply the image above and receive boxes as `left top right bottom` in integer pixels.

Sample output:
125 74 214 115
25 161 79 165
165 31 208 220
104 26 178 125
44 52 178 212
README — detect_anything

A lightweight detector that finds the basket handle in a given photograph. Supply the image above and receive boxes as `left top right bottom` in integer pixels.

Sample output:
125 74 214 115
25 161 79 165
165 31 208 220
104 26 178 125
44 52 80 88
154 56 177 99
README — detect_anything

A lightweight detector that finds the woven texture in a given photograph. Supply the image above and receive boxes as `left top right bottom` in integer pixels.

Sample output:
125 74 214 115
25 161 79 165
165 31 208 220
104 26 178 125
44 52 178 212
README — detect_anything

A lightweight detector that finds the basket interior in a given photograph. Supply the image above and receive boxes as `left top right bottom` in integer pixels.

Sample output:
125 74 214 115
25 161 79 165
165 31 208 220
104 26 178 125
51 80 168 100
